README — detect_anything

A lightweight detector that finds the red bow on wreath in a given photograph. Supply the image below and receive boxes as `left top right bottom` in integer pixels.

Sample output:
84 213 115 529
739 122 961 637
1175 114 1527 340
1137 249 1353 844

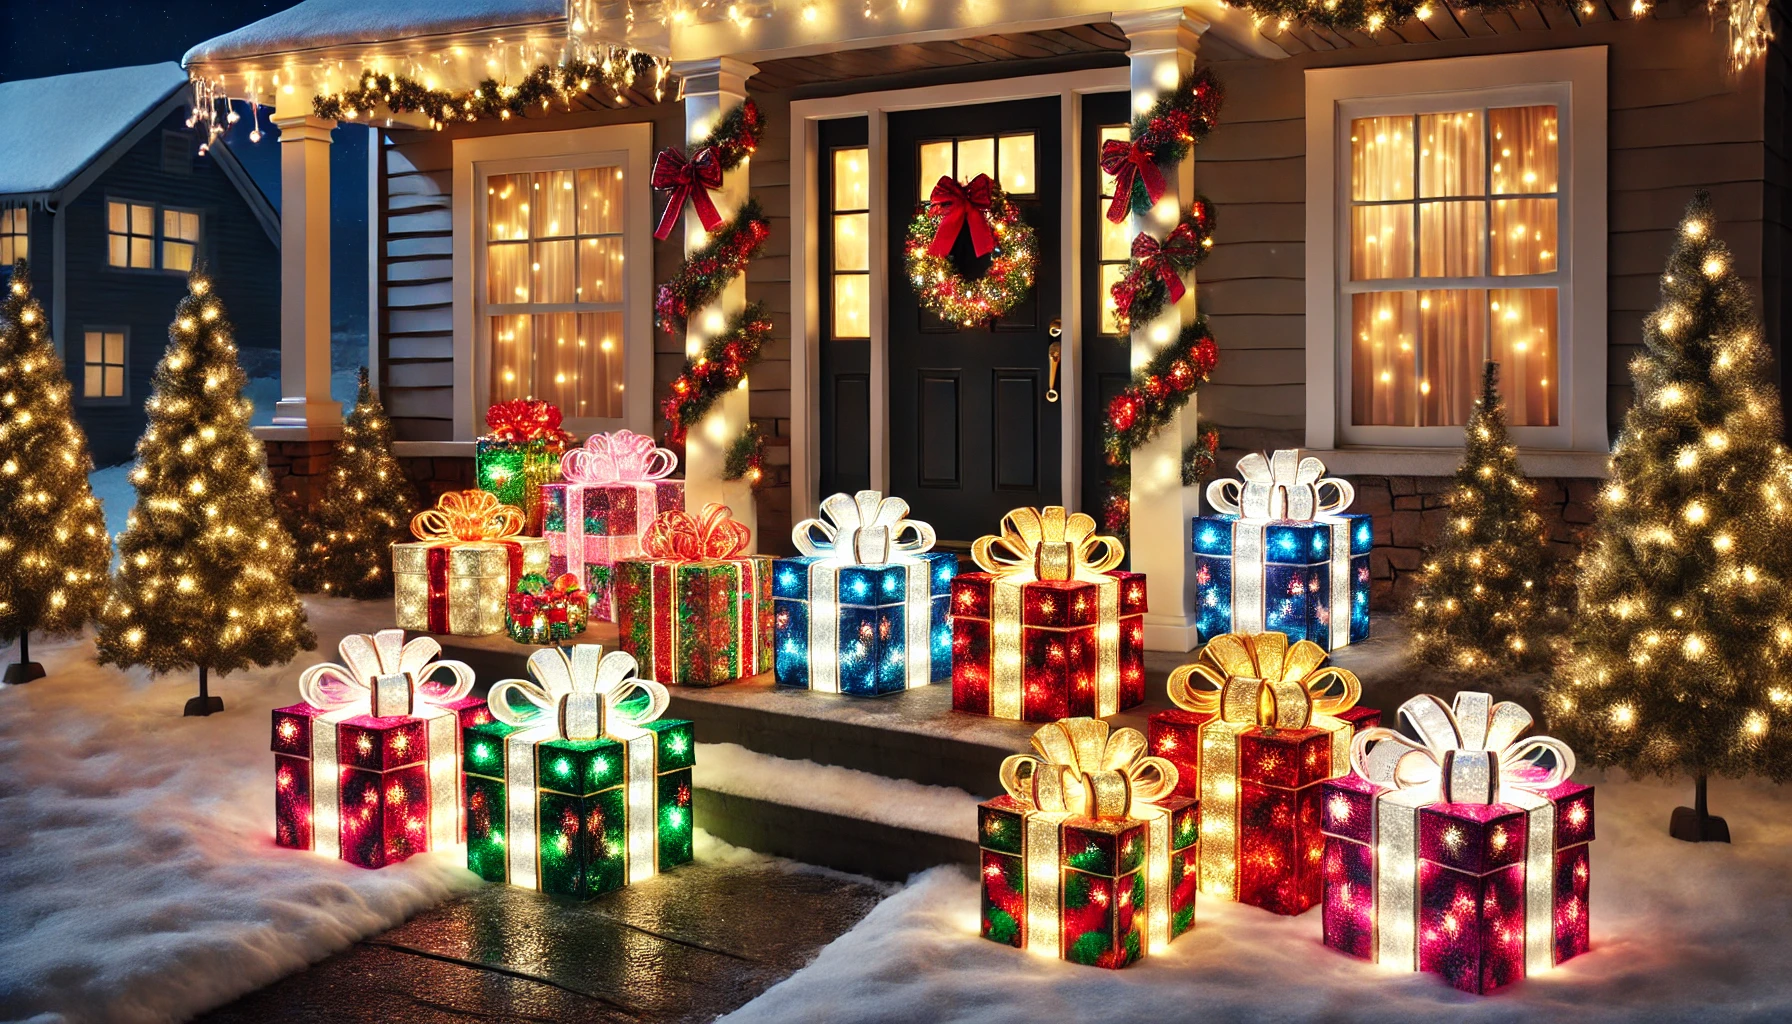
652 145 725 240
926 174 997 258
1100 138 1167 223
1130 222 1203 304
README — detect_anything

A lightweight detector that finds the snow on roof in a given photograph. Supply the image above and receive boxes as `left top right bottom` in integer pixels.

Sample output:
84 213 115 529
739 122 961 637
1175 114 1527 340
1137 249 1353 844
183 0 565 67
0 63 189 199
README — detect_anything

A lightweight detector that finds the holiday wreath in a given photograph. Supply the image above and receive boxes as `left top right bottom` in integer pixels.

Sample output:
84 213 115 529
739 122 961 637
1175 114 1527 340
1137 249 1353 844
904 173 1038 326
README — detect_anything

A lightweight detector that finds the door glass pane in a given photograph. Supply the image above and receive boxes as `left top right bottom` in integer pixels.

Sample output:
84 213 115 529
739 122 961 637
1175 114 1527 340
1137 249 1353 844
1100 263 1126 335
1097 126 1128 199
1351 205 1412 280
532 239 575 304
998 134 1036 194
577 237 623 302
1490 198 1557 276
535 170 577 237
956 137 995 184
1350 116 1413 202
1491 288 1558 426
833 213 869 271
1418 111 1483 198
1418 290 1485 426
490 314 531 401
1418 201 1485 277
833 148 869 210
834 275 870 339
1490 106 1558 194
1100 215 1131 262
918 142 954 199
488 174 528 240
1352 290 1419 426
109 201 127 233
488 242 530 303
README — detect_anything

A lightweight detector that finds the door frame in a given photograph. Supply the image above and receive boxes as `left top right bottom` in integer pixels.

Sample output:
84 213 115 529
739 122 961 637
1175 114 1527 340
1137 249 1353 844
790 67 1130 521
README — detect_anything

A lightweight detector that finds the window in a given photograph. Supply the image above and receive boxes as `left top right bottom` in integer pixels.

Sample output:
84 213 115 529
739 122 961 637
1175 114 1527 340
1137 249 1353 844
82 329 127 400
831 146 870 339
483 164 626 419
108 200 197 271
1094 124 1131 335
0 207 25 265
916 132 1035 200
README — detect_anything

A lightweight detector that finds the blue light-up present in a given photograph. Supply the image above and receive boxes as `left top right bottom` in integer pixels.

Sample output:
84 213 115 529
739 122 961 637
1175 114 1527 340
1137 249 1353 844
1194 450 1371 651
774 490 958 696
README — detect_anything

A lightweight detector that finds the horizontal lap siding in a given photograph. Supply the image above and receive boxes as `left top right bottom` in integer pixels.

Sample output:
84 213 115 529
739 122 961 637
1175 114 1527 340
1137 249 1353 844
746 91 793 539
1195 13 1767 458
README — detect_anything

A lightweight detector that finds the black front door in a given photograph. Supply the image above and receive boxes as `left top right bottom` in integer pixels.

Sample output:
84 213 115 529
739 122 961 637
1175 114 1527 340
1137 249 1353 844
888 97 1062 545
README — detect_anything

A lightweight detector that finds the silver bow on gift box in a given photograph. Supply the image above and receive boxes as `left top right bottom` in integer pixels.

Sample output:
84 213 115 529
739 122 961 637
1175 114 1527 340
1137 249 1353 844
791 489 936 564
489 644 670 742
298 629 476 718
1351 691 1577 806
1207 449 1355 521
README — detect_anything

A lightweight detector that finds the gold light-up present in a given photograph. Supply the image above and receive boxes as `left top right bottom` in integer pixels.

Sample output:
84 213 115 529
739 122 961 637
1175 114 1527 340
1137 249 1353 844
393 490 549 636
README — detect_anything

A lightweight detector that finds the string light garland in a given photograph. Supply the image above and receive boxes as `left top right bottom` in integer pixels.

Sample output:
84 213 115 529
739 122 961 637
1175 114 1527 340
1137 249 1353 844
1544 190 1792 843
903 174 1038 326
1111 202 1215 335
311 53 663 128
0 260 112 685
294 367 418 600
721 421 767 486
654 198 771 335
1106 67 1224 220
94 267 317 715
661 301 773 443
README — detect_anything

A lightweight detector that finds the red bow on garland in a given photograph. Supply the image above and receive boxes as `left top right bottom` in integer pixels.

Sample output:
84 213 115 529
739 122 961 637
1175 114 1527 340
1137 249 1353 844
485 399 574 444
652 145 725 240
926 174 997 258
1100 138 1167 223
1130 222 1203 304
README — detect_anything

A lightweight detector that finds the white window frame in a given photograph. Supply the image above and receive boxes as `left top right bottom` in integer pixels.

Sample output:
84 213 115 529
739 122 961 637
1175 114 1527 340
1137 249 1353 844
1305 47 1607 457
451 124 654 440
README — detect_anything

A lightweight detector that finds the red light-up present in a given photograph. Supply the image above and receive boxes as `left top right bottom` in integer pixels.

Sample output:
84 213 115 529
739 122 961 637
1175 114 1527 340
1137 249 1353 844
979 719 1198 968
1319 691 1593 994
613 503 773 687
542 430 684 621
273 630 487 868
1147 631 1379 915
951 506 1146 721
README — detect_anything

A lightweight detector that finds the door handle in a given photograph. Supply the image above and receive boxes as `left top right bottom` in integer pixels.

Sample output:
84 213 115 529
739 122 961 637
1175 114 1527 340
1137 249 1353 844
1046 340 1062 403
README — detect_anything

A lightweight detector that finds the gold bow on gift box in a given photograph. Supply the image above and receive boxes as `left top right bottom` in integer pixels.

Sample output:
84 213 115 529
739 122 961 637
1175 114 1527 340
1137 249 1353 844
411 489 526 543
1000 718 1178 820
972 506 1123 582
1167 632 1361 730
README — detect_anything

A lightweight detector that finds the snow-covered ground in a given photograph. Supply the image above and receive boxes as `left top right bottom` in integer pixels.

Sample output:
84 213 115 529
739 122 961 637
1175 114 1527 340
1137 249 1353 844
723 772 1792 1023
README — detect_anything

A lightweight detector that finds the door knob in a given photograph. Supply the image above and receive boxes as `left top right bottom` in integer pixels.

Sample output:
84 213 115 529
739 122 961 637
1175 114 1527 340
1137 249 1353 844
1046 340 1061 403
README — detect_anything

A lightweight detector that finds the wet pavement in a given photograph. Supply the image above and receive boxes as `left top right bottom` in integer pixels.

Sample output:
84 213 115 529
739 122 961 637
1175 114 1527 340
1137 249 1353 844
195 858 890 1023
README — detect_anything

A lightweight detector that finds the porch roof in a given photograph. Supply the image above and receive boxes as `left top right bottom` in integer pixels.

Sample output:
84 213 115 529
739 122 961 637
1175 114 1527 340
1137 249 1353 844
181 0 565 68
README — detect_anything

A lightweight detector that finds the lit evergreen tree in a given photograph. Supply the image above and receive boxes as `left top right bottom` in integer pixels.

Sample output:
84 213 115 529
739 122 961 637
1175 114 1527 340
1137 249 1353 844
1408 361 1556 679
294 368 417 598
96 268 315 715
0 261 112 683
1546 191 1792 842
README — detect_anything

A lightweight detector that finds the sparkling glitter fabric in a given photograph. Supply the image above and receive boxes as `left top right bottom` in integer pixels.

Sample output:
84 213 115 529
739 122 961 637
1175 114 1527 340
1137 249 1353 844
394 491 550 636
543 431 685 621
613 505 773 687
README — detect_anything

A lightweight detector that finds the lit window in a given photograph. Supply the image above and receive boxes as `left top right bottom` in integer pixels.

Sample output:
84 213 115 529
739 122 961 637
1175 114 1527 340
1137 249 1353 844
83 329 127 399
0 207 25 264
1094 124 1131 335
108 201 156 268
484 165 625 419
1346 105 1560 428
162 209 200 271
916 132 1037 200
831 146 870 340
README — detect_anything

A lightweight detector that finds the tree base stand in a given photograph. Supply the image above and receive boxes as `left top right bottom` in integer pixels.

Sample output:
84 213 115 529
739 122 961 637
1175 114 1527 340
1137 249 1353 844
4 662 46 685
184 695 225 717
1669 806 1731 843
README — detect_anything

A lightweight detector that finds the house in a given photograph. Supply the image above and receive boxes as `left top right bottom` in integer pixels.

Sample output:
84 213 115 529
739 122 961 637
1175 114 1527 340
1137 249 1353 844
0 63 281 468
181 0 1788 651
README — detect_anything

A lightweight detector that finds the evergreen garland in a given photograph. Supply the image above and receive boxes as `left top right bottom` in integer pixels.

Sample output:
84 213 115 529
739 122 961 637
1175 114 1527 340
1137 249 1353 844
294 368 419 599
1103 316 1220 466
661 302 774 443
722 422 767 486
1111 201 1215 333
1105 68 1224 219
1234 0 1522 34
693 98 765 169
312 54 662 125
654 198 771 334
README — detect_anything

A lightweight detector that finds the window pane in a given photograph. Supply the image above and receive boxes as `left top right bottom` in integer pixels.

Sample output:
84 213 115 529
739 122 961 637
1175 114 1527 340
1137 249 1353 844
105 332 124 364
109 201 127 233
1351 290 1419 426
833 274 870 339
1100 263 1126 335
833 148 869 211
1490 198 1557 276
1350 116 1413 202
998 134 1036 194
163 240 194 271
1491 288 1558 426
85 332 103 363
109 235 128 267
1490 106 1558 195
1419 111 1483 198
1418 201 1485 277
1418 290 1486 426
1097 126 1129 200
534 171 577 237
834 213 869 271
488 174 528 241
164 209 179 238
1351 205 1412 280
181 211 201 240
488 242 530 303
530 311 580 409
490 314 531 401
918 142 954 200
956 137 994 185
131 204 154 235
576 167 624 235
532 239 576 304
577 311 625 419
130 237 153 269
577 236 623 303
0 238 12 264
1100 214 1131 262
104 367 124 397
84 366 103 397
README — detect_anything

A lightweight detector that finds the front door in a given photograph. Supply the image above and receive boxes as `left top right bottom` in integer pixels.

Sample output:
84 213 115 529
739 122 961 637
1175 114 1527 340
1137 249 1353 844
887 97 1062 545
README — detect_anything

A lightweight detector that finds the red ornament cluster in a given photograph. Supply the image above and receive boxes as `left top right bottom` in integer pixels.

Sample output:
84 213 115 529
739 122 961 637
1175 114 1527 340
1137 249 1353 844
1104 318 1219 471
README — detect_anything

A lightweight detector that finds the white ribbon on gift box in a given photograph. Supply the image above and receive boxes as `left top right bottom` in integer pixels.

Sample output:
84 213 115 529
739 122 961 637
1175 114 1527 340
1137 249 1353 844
789 490 940 693
295 630 476 859
1349 692 1579 976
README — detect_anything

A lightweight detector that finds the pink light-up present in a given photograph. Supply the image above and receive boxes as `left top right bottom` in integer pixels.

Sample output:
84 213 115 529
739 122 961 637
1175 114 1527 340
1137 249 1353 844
541 430 685 620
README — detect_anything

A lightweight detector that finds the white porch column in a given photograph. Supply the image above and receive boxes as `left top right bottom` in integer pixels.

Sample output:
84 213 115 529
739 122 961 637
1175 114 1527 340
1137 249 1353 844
1115 8 1208 652
268 100 341 435
673 57 759 544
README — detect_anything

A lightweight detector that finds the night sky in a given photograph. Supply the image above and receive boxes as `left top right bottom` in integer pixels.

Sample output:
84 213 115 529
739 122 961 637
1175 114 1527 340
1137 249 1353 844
4 0 370 333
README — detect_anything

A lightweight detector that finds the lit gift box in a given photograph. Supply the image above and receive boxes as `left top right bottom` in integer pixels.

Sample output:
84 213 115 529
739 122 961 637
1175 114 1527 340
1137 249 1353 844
1147 632 1380 915
1321 691 1593 994
463 645 694 898
615 503 773 687
393 490 550 636
773 490 957 696
273 630 487 868
506 572 591 645
476 399 574 536
542 429 685 621
1195 449 1371 652
952 506 1146 721
980 718 1198 968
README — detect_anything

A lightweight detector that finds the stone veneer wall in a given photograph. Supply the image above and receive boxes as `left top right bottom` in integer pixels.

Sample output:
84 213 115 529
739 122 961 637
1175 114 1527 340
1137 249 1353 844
1349 474 1601 612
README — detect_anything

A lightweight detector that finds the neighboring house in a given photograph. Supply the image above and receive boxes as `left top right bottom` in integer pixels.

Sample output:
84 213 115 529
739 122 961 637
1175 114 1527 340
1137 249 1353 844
182 0 1788 649
0 63 280 467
